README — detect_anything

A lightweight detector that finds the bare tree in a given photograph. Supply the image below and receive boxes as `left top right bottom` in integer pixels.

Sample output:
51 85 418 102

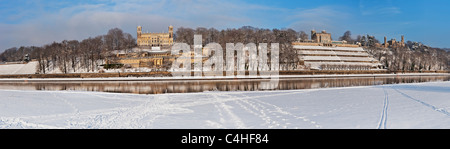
67 40 80 72
299 31 309 41
124 33 136 53
207 28 220 44
104 28 126 51
339 31 354 44
175 27 194 45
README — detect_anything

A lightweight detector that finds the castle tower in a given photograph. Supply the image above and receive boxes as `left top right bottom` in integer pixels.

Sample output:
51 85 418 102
168 25 173 38
392 38 397 48
137 26 142 38
401 35 405 47
384 36 387 48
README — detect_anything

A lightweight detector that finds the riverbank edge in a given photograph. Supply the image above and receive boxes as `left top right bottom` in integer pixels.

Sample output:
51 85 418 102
0 72 448 82
1 70 448 78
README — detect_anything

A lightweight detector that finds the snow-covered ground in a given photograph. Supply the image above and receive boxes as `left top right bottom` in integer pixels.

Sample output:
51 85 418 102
0 60 154 74
0 61 38 74
0 81 449 129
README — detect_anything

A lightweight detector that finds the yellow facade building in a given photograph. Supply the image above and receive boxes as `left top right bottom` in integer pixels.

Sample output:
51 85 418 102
137 25 174 47
311 30 332 45
110 50 173 68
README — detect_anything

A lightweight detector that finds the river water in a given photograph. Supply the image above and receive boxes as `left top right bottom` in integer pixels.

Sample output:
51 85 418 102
0 75 448 94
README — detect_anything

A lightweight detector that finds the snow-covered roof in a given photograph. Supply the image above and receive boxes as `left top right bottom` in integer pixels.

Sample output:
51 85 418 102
295 45 383 69
151 47 161 51
302 56 376 62
298 50 369 56
304 61 382 69
294 45 365 52
148 50 170 54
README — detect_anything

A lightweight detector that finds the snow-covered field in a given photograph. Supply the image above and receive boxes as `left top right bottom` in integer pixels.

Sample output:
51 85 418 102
0 81 449 129
0 61 37 74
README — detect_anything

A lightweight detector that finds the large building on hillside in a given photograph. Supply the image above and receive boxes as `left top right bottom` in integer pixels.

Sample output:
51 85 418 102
107 47 210 69
137 25 174 48
383 35 406 48
311 30 332 44
114 49 172 68
293 30 383 70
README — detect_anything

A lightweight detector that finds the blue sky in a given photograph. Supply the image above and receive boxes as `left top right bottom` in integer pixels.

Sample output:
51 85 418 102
1 0 450 52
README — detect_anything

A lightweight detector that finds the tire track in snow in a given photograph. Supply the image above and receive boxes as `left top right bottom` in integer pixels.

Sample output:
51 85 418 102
377 87 389 129
210 104 226 128
393 87 450 116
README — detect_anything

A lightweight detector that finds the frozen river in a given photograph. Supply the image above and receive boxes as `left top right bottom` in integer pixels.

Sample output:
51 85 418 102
0 75 448 94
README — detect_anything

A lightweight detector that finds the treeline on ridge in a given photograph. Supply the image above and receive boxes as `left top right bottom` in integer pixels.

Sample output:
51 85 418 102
0 26 448 73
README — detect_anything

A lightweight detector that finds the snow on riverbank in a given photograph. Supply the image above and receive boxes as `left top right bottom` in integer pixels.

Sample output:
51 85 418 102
0 61 37 75
0 81 449 129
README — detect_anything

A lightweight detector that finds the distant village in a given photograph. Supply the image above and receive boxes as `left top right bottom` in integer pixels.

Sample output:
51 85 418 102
0 25 449 75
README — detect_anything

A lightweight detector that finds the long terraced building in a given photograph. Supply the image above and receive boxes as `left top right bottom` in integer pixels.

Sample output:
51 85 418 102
294 30 383 70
